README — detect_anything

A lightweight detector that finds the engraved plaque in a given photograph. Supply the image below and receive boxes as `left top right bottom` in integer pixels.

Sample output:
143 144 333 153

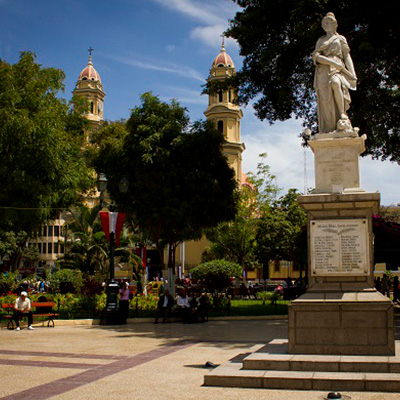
310 219 369 276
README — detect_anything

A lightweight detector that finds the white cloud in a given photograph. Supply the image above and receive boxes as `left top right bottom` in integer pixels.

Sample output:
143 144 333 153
241 109 400 205
166 45 176 53
241 114 309 196
191 25 238 50
152 0 228 25
153 0 240 49
360 157 400 206
159 85 207 105
101 52 204 82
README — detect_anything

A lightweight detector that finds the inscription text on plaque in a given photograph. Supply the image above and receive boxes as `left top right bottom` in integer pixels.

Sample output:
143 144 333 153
310 219 369 276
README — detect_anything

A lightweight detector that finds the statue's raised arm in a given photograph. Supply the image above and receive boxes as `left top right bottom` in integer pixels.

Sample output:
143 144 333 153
313 12 358 135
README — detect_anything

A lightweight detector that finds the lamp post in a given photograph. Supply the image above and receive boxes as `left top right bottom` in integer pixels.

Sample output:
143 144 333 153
97 174 128 325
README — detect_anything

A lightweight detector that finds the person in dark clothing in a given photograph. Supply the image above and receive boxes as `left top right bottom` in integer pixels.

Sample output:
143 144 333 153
382 274 390 297
154 289 174 324
393 276 400 303
375 277 382 293
197 293 210 322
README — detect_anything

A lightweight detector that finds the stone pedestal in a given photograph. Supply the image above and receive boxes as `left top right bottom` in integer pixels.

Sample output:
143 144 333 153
289 192 395 355
309 134 366 194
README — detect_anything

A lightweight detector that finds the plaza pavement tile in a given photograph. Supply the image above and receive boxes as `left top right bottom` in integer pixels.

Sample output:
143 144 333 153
1 319 400 400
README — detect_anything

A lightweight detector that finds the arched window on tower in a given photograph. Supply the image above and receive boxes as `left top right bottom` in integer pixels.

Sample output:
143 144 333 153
90 101 94 114
218 90 223 103
217 120 224 134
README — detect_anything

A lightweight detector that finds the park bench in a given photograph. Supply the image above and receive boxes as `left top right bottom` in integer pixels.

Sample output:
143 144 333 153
1 301 59 330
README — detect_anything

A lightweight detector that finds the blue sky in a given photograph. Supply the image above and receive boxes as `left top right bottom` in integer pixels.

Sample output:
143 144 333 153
1 0 399 205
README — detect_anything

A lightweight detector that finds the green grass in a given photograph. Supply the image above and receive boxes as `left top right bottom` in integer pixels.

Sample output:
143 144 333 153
209 299 289 317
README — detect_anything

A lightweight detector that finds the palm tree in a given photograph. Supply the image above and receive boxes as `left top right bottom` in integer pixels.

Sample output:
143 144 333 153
61 204 108 276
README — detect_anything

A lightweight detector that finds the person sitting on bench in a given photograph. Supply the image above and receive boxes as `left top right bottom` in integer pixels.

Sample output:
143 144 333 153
13 291 34 331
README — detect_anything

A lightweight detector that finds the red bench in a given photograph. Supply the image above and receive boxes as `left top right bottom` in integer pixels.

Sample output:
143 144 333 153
1 302 59 330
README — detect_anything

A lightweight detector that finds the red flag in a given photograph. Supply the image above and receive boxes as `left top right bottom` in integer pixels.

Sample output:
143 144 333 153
99 212 126 245
142 246 147 267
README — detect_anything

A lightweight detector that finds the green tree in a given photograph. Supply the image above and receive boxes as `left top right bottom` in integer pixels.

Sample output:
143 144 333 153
191 259 242 294
205 154 278 270
0 270 20 293
47 268 84 294
373 214 400 270
93 93 238 278
0 52 92 234
224 1 400 162
61 204 108 276
256 189 307 276
0 231 39 271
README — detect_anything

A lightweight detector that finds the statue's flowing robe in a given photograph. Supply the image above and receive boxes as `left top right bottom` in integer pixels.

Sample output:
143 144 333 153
313 34 357 133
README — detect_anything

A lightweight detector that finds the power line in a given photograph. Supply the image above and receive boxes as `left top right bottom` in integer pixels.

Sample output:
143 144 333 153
0 206 70 211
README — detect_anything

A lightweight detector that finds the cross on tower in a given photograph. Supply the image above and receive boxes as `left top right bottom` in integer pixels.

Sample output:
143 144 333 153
88 47 94 56
220 34 225 48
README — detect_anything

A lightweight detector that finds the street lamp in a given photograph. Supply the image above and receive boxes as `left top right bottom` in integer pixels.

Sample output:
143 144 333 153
97 174 128 325
97 173 108 208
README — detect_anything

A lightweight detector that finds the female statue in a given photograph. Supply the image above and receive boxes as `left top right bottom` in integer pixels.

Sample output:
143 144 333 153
313 12 357 133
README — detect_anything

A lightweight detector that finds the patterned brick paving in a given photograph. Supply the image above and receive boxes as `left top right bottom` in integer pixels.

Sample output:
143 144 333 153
0 350 127 360
0 341 194 400
0 359 103 369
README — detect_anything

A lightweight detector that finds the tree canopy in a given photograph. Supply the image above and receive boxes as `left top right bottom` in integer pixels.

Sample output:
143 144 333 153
93 93 238 270
256 189 307 274
373 214 400 269
0 52 92 233
204 154 279 269
225 0 400 162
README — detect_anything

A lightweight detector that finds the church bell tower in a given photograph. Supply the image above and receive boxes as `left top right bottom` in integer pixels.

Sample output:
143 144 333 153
73 48 105 141
204 40 245 182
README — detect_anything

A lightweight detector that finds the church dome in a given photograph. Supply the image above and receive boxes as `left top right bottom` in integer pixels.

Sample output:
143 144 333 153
212 44 235 69
78 56 101 82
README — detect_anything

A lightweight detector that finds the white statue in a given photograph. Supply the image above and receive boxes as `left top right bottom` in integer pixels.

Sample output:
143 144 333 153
313 12 357 134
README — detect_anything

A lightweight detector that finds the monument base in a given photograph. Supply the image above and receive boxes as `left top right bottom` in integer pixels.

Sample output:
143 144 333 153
288 290 395 355
291 192 395 355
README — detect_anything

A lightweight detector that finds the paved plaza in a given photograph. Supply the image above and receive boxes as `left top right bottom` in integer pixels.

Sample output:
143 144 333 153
1 318 399 400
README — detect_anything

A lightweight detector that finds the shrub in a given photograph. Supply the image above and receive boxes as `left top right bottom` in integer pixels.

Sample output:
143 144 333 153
47 269 84 294
81 276 104 296
256 291 282 305
0 271 20 293
191 259 242 294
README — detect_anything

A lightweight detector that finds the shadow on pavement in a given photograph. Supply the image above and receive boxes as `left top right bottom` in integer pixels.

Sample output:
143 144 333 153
86 319 288 349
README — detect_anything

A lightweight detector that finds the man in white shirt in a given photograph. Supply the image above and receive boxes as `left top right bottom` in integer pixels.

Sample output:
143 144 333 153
177 291 190 323
13 291 34 331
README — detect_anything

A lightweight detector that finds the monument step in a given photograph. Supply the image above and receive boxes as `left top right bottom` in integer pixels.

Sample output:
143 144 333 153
204 362 400 392
243 352 400 373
